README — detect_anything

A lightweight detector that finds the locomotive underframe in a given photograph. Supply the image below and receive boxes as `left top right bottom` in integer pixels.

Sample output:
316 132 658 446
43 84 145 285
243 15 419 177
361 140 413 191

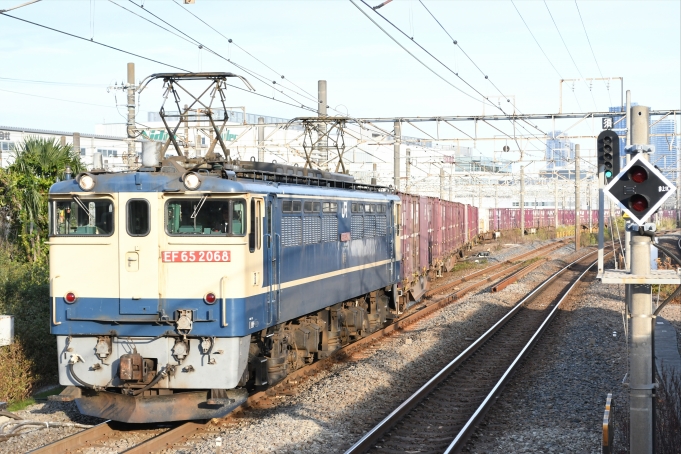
59 289 393 423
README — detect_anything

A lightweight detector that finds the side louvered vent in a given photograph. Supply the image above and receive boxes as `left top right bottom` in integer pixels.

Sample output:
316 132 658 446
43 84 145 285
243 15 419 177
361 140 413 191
303 217 322 244
322 216 338 242
351 216 363 239
377 215 387 236
364 216 376 238
282 217 302 246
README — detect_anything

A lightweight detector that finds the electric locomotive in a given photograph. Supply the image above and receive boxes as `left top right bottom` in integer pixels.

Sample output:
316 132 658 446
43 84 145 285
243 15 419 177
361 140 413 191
49 157 401 422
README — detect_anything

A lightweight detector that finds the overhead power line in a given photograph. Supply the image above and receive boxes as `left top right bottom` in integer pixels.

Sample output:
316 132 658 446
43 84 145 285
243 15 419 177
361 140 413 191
416 0 546 137
574 0 613 107
171 0 318 103
0 12 189 71
123 0 318 113
509 0 584 112
0 87 117 108
543 0 597 109
352 0 546 152
0 76 105 87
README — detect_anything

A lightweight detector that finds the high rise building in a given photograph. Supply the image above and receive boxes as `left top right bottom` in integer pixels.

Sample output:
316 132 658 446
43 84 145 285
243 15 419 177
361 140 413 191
650 119 677 180
545 131 574 171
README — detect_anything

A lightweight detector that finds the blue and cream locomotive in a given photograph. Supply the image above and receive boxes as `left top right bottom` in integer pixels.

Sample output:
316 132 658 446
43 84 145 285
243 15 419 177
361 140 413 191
49 157 401 422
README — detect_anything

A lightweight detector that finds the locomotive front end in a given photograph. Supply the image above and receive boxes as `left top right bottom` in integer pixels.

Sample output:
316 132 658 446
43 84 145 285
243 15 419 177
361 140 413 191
49 171 263 422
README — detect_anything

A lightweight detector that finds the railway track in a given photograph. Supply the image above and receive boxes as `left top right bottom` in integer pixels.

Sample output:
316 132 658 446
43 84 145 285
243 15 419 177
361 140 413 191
344 247 610 454
30 239 574 454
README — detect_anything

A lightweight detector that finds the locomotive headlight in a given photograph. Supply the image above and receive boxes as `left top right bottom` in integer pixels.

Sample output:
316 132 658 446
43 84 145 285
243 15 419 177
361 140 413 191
183 172 201 191
78 174 96 191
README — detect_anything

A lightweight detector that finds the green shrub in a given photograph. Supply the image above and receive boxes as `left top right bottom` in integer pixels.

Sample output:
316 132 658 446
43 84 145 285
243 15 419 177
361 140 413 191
0 243 53 404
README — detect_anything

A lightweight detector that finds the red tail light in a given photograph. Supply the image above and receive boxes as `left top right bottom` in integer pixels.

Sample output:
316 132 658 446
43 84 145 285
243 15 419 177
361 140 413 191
64 292 77 303
204 292 217 304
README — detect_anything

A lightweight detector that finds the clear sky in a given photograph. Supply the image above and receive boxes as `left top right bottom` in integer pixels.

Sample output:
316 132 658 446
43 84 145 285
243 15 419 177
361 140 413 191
0 0 679 141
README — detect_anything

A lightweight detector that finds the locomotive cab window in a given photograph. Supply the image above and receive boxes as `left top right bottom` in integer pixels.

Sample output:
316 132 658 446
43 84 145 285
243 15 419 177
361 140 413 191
166 198 246 236
127 199 150 236
52 198 114 236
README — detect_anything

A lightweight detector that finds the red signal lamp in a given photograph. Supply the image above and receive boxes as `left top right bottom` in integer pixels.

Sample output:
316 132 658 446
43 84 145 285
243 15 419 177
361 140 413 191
629 194 649 212
628 166 648 184
64 292 77 303
204 292 217 304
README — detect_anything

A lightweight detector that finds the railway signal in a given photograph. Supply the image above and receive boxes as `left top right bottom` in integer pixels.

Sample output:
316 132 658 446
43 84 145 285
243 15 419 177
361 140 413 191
597 130 620 182
604 154 675 225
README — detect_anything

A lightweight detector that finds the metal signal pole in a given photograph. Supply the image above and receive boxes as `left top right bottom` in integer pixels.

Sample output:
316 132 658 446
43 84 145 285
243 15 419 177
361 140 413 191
628 105 654 454
575 144 581 250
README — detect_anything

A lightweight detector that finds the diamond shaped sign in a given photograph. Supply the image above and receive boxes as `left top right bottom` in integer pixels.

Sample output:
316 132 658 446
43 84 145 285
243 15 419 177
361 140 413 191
604 154 675 225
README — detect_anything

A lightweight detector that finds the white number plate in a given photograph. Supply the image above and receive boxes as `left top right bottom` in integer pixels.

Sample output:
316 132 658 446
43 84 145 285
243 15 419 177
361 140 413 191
162 251 231 262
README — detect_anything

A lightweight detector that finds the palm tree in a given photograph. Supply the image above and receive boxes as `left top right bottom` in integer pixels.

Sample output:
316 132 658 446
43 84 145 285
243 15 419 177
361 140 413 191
0 137 84 261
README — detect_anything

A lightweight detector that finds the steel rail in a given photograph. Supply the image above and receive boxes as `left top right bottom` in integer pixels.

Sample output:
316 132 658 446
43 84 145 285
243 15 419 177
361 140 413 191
32 240 573 453
344 248 606 454
122 421 205 454
491 258 548 293
425 240 568 299
444 252 607 453
29 420 115 454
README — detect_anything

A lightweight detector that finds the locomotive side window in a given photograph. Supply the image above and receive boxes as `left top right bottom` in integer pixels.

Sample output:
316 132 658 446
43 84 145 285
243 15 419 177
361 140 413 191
322 202 337 213
249 199 262 252
165 199 246 236
282 200 301 213
52 198 114 236
127 199 150 236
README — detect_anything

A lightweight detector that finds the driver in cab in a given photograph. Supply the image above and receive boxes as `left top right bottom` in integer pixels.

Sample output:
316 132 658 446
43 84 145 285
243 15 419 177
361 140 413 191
212 206 230 234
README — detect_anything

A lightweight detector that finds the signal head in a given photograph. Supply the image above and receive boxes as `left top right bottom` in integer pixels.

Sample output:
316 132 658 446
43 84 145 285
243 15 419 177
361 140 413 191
628 165 648 184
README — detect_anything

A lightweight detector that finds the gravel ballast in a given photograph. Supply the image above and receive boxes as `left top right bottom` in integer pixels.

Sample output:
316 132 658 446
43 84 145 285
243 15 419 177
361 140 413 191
3 239 677 454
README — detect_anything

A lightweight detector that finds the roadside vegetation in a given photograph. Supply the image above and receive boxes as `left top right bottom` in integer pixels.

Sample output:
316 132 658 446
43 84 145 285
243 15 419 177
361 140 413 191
0 137 82 404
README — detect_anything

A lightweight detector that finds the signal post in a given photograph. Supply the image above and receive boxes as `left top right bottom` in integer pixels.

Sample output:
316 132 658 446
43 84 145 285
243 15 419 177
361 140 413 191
600 108 676 454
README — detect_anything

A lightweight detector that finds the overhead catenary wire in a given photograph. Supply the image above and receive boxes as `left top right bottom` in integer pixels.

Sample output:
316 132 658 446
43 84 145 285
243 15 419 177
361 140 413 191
171 0 318 103
352 0 548 155
543 0 597 110
574 0 613 107
0 12 189 72
416 0 548 140
0 87 119 108
509 0 585 113
123 0 320 113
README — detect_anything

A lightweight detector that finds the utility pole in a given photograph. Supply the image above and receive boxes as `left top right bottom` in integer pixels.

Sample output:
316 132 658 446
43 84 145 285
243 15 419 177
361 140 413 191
371 163 377 185
257 117 265 162
440 168 445 200
317 80 328 169
449 170 453 202
494 181 498 231
554 175 559 229
574 144 581 250
183 103 190 157
586 180 593 233
127 62 136 168
405 148 411 193
628 104 653 454
520 164 525 236
73 133 80 160
393 121 401 191
625 90 632 269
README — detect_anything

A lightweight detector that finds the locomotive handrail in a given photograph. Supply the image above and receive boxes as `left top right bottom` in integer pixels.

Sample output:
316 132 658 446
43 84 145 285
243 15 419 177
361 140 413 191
275 233 282 322
51 275 61 326
220 276 229 328
264 233 274 326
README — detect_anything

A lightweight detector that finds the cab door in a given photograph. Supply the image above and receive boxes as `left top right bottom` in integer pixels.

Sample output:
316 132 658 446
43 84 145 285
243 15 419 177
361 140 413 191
264 197 280 325
118 194 159 317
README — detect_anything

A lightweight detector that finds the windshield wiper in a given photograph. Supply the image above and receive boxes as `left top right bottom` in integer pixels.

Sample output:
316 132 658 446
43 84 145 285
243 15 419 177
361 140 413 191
72 195 90 217
191 195 208 219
